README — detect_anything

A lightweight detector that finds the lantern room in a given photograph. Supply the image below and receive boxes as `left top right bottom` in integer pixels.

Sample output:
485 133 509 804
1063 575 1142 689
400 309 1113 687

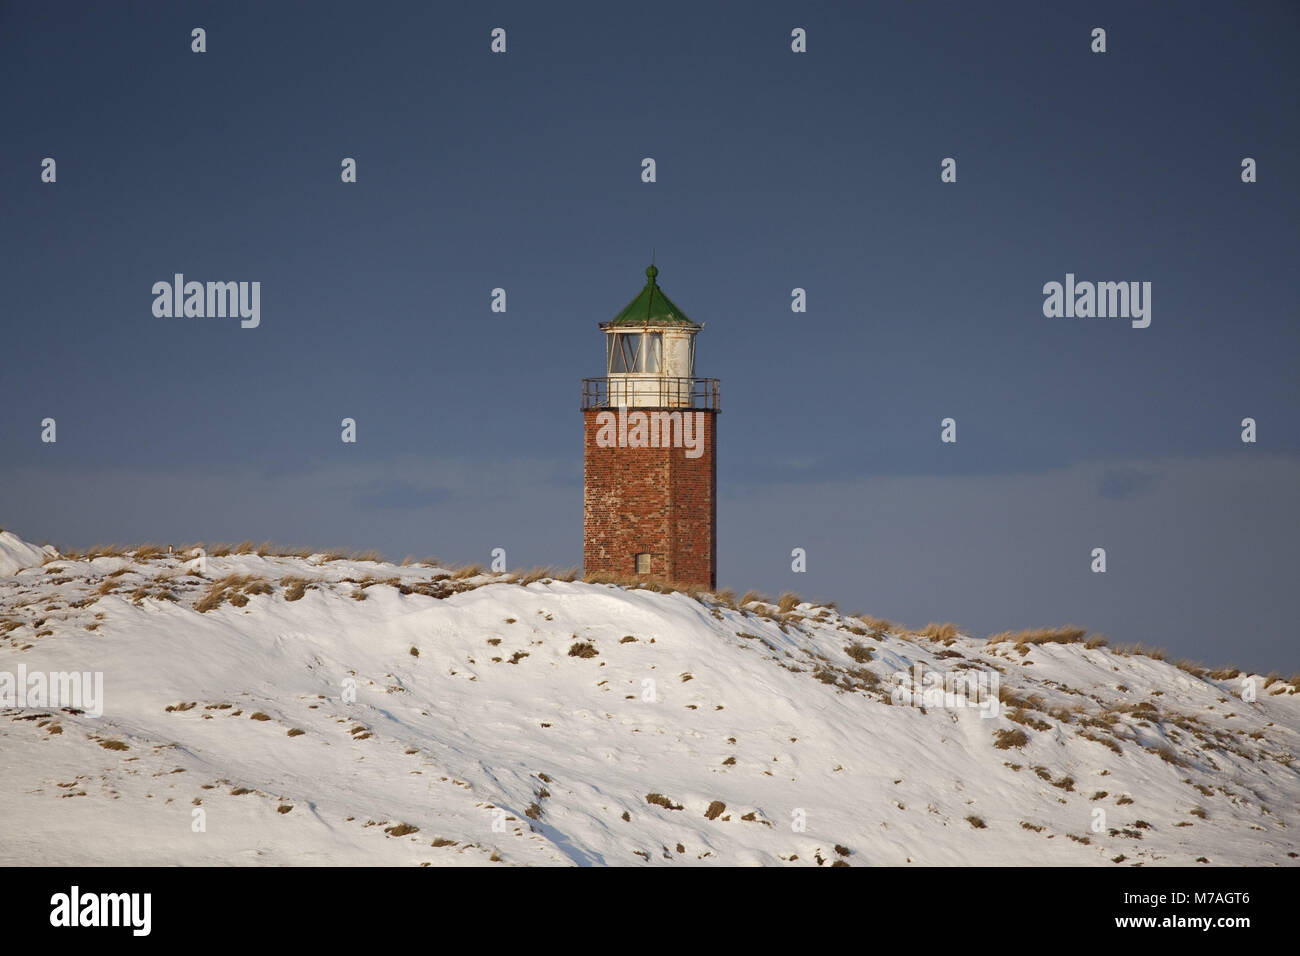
599 264 701 408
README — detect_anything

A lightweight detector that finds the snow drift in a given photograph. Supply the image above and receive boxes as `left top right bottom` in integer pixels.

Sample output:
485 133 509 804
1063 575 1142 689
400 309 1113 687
0 533 1296 866
0 530 55 576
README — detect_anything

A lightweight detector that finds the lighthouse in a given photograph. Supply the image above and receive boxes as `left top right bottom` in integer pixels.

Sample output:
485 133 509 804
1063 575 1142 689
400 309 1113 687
581 265 720 589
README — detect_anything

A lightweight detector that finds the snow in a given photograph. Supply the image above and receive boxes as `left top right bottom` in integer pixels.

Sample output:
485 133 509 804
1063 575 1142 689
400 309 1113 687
0 532 1296 866
0 530 56 576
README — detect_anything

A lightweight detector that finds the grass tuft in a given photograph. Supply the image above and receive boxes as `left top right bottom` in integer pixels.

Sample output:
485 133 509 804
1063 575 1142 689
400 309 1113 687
994 728 1030 750
987 626 1088 646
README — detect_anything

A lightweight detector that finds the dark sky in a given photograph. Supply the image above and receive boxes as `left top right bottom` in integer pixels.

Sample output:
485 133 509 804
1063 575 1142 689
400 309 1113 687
2 1 1297 672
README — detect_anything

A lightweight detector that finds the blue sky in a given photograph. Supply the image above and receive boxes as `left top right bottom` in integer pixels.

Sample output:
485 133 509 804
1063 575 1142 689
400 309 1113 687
2 1 1297 671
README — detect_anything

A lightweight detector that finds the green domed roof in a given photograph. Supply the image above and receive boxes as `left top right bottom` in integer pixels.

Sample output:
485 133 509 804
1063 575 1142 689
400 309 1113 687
607 265 699 328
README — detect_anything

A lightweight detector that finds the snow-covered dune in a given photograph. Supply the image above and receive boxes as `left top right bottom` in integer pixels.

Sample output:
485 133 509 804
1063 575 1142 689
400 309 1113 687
0 530 56 576
0 533 1296 866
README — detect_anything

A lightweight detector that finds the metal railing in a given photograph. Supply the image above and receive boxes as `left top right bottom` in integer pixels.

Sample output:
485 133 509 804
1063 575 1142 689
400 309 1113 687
581 376 720 411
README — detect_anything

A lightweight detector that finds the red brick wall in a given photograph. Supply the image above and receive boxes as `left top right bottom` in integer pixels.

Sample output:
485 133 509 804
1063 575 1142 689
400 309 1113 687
583 409 717 589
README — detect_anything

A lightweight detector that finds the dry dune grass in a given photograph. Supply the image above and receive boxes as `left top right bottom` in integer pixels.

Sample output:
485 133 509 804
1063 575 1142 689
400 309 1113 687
50 545 124 561
980 630 1263 690
581 569 631 586
80 544 129 560
994 728 1029 749
230 540 318 557
997 685 1046 711
59 540 336 565
987 626 1088 646
917 622 961 641
777 592 802 614
1175 659 1211 679
190 540 254 556
520 566 558 585
1078 729 1124 755
851 614 898 637
845 643 874 664
1112 642 1169 661
259 544 313 558
200 545 380 563
195 574 273 613
579 570 694 595
308 547 384 563
279 576 314 602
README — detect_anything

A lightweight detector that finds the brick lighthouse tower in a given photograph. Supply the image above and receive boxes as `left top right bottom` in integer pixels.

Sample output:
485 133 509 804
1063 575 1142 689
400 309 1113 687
581 265 720 588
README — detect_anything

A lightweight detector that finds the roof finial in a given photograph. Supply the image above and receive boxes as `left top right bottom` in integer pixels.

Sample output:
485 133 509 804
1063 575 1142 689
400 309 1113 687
646 251 658 282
